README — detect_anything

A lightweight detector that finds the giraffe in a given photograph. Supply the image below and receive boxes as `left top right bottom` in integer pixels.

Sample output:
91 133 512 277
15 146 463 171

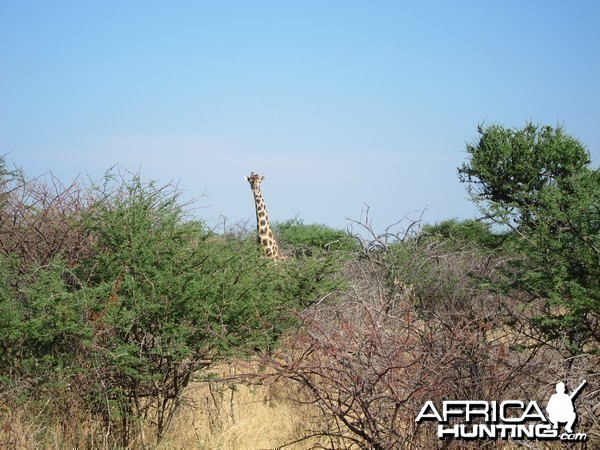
245 172 283 261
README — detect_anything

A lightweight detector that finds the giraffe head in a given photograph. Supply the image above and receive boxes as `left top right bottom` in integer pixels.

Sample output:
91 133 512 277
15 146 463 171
244 172 264 191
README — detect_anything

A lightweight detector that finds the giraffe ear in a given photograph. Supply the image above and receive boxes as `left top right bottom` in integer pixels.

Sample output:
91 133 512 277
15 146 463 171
244 176 249 181
261 176 266 181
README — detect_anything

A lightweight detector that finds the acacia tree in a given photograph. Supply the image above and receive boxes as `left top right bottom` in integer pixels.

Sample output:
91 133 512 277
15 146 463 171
75 172 332 446
458 122 599 353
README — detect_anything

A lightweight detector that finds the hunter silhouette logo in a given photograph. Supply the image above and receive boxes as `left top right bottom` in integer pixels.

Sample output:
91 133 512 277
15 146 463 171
416 380 588 441
546 380 586 434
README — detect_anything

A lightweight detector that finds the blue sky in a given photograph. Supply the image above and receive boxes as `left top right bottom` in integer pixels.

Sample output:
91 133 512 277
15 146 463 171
1 1 599 232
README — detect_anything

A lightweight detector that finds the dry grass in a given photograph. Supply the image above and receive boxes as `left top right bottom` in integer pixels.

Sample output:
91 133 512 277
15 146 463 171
158 364 324 450
2 348 597 449
1 364 325 450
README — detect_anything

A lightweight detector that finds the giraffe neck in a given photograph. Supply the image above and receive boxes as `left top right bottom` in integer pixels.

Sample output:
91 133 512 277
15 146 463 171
251 188 281 261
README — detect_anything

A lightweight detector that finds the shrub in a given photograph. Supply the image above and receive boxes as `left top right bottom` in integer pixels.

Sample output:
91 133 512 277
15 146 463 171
275 218 359 254
75 172 341 445
421 218 506 249
266 234 599 449
266 257 569 449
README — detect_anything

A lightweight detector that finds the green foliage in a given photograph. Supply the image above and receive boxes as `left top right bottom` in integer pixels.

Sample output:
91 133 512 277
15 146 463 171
385 234 499 317
0 166 344 446
76 173 334 442
0 255 87 386
272 219 354 300
275 218 359 253
421 219 505 249
0 255 24 380
459 122 599 353
0 154 17 197
458 122 591 224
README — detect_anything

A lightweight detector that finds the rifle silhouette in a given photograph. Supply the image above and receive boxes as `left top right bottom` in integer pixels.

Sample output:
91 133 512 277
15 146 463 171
569 380 587 400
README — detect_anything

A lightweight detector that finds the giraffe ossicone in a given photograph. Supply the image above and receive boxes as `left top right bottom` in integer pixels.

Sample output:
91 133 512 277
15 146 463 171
245 172 284 262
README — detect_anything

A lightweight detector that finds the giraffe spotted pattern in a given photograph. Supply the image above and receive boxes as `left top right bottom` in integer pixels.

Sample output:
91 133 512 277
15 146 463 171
245 172 283 262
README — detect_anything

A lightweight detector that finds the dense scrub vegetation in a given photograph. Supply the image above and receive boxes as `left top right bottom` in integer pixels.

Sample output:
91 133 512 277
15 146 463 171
0 122 598 449
0 164 344 447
